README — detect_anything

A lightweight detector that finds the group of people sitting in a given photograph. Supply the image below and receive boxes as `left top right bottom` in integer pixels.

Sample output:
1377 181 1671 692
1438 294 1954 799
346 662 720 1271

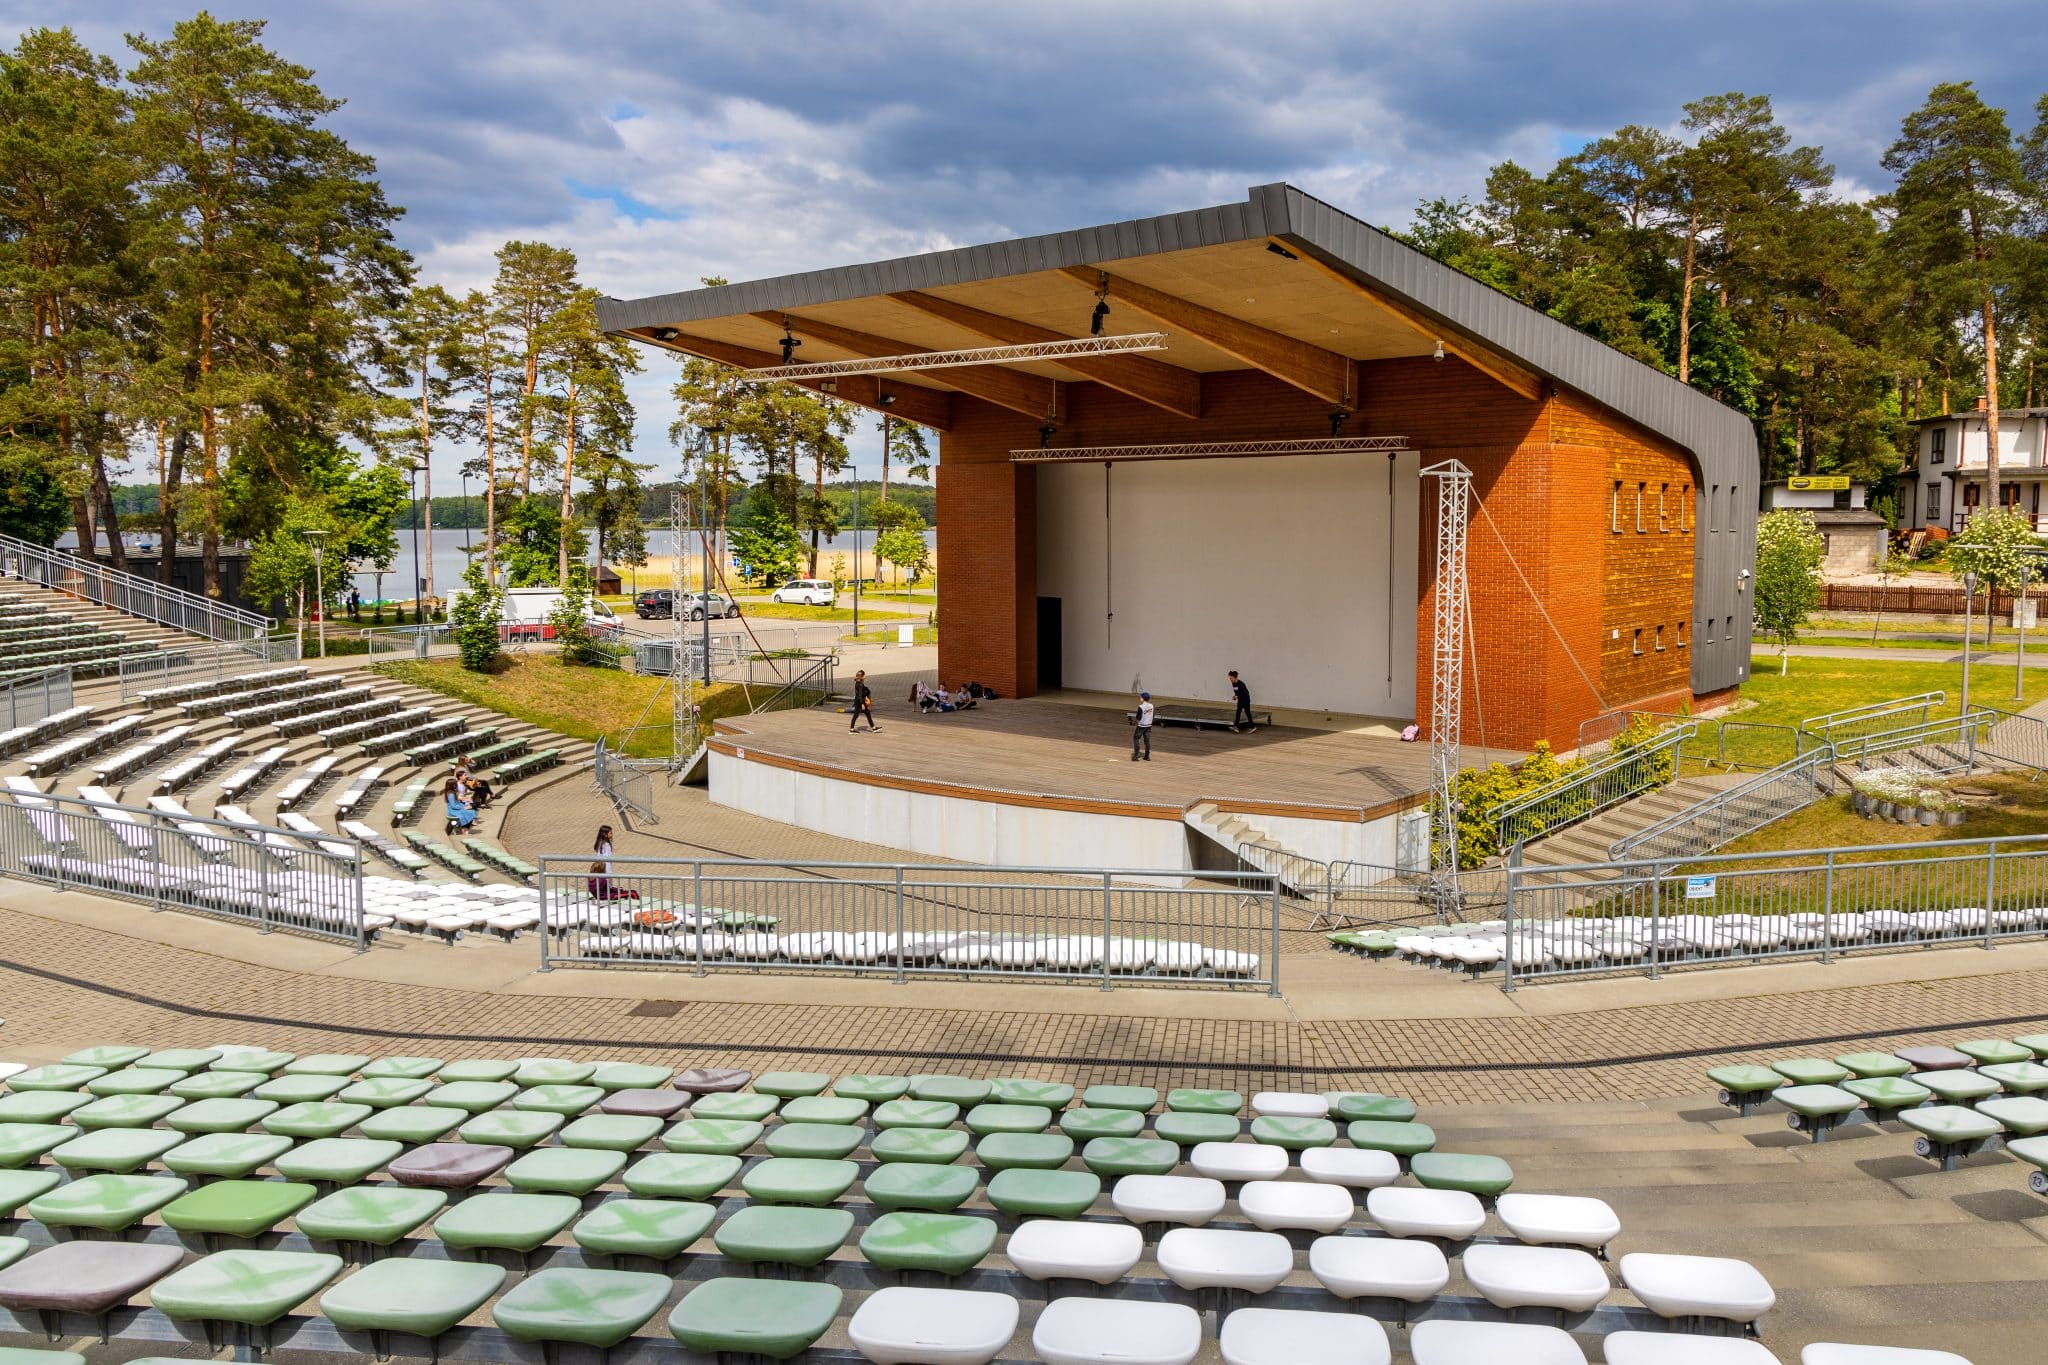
439 758 494 833
911 679 995 713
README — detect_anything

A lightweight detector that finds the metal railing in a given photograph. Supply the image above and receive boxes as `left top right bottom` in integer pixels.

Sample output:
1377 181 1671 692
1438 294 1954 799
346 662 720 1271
1711 720 1802 770
1975 703 2048 773
1494 724 1694 850
115 639 301 703
1798 692 1944 750
1502 833 2048 988
0 530 271 644
1317 858 1509 929
0 790 366 948
592 737 657 826
1 668 71 731
536 856 1279 993
751 654 837 715
1609 745 1834 863
1574 708 1695 752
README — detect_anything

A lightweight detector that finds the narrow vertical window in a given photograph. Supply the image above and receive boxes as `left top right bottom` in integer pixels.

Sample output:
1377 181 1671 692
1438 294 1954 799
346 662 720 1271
1611 481 1623 533
1677 622 1687 648
1655 625 1666 651
1636 482 1646 533
1632 628 1644 656
1659 483 1669 532
1708 485 1720 531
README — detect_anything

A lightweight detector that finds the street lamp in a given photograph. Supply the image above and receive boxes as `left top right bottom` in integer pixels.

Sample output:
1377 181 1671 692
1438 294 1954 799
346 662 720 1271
304 528 329 661
1961 570 1977 723
2019 562 2032 702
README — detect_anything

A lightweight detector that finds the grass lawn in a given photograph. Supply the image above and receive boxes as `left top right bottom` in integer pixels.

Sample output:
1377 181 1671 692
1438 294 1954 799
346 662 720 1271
1718 773 2048 862
372 657 762 759
1796 635 1972 652
735 602 920 622
1682 656 2048 771
843 625 939 646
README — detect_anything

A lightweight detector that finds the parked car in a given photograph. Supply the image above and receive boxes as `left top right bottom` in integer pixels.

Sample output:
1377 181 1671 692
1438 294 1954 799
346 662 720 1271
680 592 742 621
770 578 838 607
634 589 675 620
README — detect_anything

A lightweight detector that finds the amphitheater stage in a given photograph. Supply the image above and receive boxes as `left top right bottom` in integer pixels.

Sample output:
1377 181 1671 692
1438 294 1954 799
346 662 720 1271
707 695 1520 871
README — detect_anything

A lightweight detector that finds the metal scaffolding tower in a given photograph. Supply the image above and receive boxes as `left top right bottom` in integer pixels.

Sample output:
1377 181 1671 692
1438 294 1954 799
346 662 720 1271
669 482 704 769
1421 459 1471 913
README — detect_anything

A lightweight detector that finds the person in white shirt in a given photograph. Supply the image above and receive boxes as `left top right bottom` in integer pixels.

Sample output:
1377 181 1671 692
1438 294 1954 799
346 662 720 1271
1132 691 1154 761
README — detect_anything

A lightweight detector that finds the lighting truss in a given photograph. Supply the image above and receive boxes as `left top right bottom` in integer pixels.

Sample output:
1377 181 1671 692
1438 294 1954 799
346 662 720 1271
747 332 1168 380
1420 459 1472 916
1010 436 1412 463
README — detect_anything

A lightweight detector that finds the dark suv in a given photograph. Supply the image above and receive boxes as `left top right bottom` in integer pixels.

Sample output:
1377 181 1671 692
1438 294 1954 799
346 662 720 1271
634 589 675 619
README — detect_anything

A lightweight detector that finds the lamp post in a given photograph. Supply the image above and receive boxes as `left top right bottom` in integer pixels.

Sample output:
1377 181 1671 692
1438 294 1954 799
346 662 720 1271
408 462 424 625
305 529 329 661
2019 562 2032 702
853 460 863 641
1962 570 1977 723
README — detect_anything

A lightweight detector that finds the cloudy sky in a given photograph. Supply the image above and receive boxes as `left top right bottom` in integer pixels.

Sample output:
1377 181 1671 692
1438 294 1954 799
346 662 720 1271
12 1 2048 485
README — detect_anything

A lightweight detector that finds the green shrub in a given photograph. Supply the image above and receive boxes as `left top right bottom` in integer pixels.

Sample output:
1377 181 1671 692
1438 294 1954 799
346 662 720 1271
1434 717 1680 869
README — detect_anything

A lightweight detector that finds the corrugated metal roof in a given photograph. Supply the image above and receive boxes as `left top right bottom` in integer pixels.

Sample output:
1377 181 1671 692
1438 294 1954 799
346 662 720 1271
600 183 1758 696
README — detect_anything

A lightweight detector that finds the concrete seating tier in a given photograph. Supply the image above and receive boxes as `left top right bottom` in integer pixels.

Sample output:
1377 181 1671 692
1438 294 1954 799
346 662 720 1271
493 749 561 785
338 823 431 878
319 706 427 749
20 718 143 779
330 768 387 820
0 1043 1861 1365
91 725 192 785
0 708 90 761
215 746 289 804
180 677 336 721
138 667 307 712
274 756 341 811
154 737 238 794
403 728 493 769
359 718 466 760
227 685 375 731
279 697 403 742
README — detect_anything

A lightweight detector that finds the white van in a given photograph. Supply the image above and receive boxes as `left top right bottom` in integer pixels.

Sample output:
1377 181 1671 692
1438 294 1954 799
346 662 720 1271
770 578 838 607
449 585 622 641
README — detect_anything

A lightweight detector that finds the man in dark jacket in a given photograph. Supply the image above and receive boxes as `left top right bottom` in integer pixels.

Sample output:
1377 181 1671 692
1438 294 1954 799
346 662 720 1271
850 669 878 731
1229 671 1254 732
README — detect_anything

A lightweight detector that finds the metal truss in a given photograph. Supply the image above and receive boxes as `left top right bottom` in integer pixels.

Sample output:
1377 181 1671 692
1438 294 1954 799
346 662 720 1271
1010 436 1413 462
747 332 1167 380
1421 459 1472 915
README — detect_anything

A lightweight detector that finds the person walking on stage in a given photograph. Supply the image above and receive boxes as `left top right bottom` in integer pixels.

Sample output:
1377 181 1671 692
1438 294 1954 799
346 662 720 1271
1229 670 1254 732
1131 691 1154 762
849 669 878 731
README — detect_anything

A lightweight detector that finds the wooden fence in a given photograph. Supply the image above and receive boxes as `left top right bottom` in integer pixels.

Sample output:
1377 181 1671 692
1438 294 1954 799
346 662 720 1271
1822 584 2048 616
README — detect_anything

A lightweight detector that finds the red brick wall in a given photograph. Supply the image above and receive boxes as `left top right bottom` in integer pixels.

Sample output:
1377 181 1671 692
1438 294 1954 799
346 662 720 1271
937 359 1718 749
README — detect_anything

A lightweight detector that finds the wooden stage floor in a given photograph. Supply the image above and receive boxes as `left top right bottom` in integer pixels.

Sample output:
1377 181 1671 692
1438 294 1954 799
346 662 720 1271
715 695 1521 819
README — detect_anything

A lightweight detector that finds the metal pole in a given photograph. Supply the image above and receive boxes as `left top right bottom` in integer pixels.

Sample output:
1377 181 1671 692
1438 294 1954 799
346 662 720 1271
853 455 863 640
1100 871 1113 993
312 541 326 661
538 860 552 972
1961 572 1975 724
2019 565 2030 702
1985 841 1999 952
1821 850 1835 965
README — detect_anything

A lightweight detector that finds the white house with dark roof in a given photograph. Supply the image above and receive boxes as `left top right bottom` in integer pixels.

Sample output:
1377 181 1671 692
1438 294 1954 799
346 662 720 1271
1907 400 2048 533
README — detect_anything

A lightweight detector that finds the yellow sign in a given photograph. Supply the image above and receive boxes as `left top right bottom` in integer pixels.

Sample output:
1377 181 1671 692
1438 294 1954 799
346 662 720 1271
1788 475 1850 491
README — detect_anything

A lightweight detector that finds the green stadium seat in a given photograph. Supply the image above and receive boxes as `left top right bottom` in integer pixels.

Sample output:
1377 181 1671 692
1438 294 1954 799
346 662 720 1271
863 1162 979 1212
781 1095 869 1125
27 1173 188 1231
504 1147 628 1195
875 1099 960 1129
1154 1112 1239 1145
754 1071 832 1098
1332 1094 1417 1123
0 1170 62 1218
254 1075 350 1104
49 1127 182 1174
1707 1065 1786 1114
1166 1088 1243 1115
7 1064 107 1092
85 1067 184 1096
599 1089 689 1120
457 1110 563 1149
338 1078 435 1108
148 1249 343 1327
1980 1062 2048 1094
1774 1084 1864 1141
511 1083 604 1116
669 1278 843 1359
689 1091 779 1121
873 1128 971 1165
162 1134 295 1179
911 1075 992 1106
1249 1116 1338 1149
166 1098 277 1134
0 1240 23 1273
0 1126 72 1170
765 1122 866 1159
834 1075 912 1103
964 1103 1053 1136
1060 1108 1144 1140
61 1046 149 1069
621 1152 740 1200
1841 1076 1933 1119
991 1078 1075 1107
976 1132 1074 1170
0 1092 90 1124
661 1118 762 1155
427 1080 518 1114
169 1071 264 1101
590 1063 672 1092
296 1185 448 1247
1957 1039 2033 1067
984 1168 1100 1217
1082 1137 1180 1177
559 1114 662 1151
1834 1052 1914 1078
262 1101 373 1139
2014 1034 2048 1060
359 1056 445 1080
514 1060 596 1088
1348 1120 1437 1156
741 1156 859 1204
1081 1085 1158 1112
571 1198 715 1260
433 1191 581 1253
1918 1070 2002 1104
161 1179 318 1240
437 1060 519 1083
210 1050 294 1075
1900 1104 2006 1169
861 1211 998 1275
70 1094 185 1130
712 1206 854 1267
319 1257 504 1337
284 1053 372 1077
358 1104 466 1144
276 1139 403 1186
1411 1152 1516 1196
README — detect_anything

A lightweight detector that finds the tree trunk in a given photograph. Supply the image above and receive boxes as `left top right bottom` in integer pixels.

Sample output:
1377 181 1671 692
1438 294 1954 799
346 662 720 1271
880 414 890 504
557 382 577 585
419 358 435 605
484 382 497 585
1677 209 1699 384
157 423 184 586
91 446 124 573
809 447 823 577
1780 645 1788 676
1983 285 2003 509
520 349 538 497
70 496 95 563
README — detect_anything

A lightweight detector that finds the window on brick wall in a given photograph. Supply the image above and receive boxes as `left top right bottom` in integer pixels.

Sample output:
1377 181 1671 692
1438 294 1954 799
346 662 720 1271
1659 483 1669 531
1632 628 1644 656
1682 483 1692 531
1611 480 1623 532
1655 625 1666 651
1636 482 1646 532
1677 622 1687 648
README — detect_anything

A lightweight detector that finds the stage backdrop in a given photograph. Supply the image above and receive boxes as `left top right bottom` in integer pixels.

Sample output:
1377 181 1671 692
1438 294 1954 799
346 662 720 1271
1034 449 1420 719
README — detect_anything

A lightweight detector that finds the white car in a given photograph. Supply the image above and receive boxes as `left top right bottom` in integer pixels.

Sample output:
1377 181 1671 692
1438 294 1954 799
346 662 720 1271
770 579 838 607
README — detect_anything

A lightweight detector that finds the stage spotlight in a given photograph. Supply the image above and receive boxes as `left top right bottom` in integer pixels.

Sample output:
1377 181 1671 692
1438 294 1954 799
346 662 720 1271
653 327 679 341
877 391 897 407
1090 277 1110 336
780 323 802 366
1433 339 1445 362
1328 409 1350 438
1039 423 1057 448
1266 242 1299 261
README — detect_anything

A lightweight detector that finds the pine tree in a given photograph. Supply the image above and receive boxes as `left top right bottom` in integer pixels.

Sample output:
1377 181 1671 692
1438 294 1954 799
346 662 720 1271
491 240 578 499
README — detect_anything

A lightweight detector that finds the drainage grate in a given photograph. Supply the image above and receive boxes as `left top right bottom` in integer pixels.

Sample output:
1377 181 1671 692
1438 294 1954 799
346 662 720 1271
628 1000 684 1018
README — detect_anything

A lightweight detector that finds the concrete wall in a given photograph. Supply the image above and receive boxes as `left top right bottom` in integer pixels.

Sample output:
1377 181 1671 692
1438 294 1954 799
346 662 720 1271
1034 451 1419 717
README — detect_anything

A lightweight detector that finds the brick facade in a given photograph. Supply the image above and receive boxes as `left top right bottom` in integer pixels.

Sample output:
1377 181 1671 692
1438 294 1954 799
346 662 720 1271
936 358 1714 750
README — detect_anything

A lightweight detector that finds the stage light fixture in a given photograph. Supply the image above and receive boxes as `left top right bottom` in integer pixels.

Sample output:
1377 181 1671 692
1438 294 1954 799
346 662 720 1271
1329 409 1351 438
1266 242 1299 261
1433 339 1445 362
1090 276 1110 336
653 327 680 342
1039 422 1057 449
877 391 897 407
780 322 802 366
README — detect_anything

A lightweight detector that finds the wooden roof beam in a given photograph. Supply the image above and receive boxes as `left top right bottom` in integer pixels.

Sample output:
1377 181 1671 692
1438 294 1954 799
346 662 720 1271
626 328 953 431
754 312 1065 423
1274 238 1543 402
1057 266 1357 410
886 290 1202 418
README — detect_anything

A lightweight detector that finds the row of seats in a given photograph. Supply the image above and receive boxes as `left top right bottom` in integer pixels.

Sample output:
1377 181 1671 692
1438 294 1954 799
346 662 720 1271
137 665 307 712
181 675 338 720
0 1046 1952 1364
1706 1033 2048 1183
0 637 159 680
0 707 89 761
562 923 1263 977
19 718 143 779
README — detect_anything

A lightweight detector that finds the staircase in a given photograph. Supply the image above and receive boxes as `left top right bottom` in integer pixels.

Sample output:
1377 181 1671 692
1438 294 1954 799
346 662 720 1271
1183 803 1329 900
1516 773 1749 879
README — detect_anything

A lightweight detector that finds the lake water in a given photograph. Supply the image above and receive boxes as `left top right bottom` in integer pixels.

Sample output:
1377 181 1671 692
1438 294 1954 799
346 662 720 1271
348 526 937 600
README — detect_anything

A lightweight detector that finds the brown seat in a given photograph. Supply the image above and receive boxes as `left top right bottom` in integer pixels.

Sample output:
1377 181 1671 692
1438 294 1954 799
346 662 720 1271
1895 1046 1975 1072
0 1240 186 1314
601 1088 690 1118
672 1068 752 1095
387 1142 515 1189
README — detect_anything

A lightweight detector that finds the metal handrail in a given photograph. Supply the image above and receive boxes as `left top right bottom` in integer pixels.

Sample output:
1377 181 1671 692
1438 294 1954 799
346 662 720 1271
1494 723 1694 849
0 529 271 641
1797 691 1944 746
754 653 836 715
1573 708 1696 752
1712 720 1803 769
1970 702 2048 773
